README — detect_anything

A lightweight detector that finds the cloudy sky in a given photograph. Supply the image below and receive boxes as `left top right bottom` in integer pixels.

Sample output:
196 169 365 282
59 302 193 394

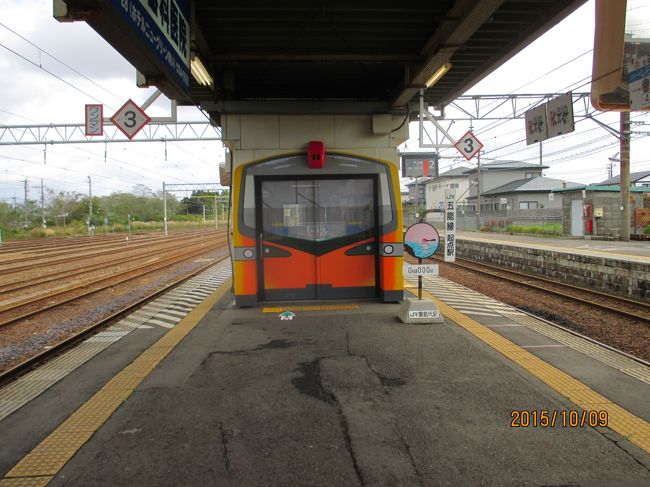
1 0 649 204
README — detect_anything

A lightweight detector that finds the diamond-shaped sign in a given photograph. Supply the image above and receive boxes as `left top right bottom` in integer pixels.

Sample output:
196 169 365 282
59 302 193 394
454 130 483 161
110 99 151 140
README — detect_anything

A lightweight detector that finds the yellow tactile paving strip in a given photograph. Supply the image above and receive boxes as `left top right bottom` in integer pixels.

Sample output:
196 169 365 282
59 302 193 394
262 304 360 313
405 282 650 455
0 278 232 487
423 275 650 384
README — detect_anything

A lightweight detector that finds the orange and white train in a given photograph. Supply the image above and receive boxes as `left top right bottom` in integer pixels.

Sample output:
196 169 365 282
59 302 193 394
230 150 403 307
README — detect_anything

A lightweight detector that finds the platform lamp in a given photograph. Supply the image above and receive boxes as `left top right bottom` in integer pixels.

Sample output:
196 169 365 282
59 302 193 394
424 62 452 89
191 53 213 87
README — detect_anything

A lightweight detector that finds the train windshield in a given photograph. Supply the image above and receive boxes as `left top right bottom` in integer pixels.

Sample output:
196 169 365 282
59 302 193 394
261 179 375 243
238 154 397 242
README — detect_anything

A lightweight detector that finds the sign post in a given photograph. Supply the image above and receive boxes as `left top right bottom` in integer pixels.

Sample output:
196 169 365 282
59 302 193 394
398 222 444 324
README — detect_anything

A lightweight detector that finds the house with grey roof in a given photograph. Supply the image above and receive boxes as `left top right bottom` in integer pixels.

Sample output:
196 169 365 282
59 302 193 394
463 160 549 212
404 177 432 206
595 171 650 188
475 177 582 211
425 166 471 210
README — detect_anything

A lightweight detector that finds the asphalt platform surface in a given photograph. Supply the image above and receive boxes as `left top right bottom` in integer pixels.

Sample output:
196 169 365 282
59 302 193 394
25 294 649 487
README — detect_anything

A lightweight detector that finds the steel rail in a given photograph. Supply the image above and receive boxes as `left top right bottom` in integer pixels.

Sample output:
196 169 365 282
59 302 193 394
0 239 227 328
0 232 225 294
0 255 230 387
0 230 209 253
0 234 127 252
0 232 157 253
0 230 222 271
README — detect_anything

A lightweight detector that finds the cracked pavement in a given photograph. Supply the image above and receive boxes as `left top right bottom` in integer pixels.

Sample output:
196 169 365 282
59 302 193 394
42 299 650 486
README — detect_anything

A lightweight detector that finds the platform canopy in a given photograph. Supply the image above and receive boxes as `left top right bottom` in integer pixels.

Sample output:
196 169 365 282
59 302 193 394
56 0 587 119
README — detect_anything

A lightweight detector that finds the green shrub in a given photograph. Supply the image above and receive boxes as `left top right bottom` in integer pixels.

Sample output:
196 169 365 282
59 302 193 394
644 225 650 235
506 223 562 235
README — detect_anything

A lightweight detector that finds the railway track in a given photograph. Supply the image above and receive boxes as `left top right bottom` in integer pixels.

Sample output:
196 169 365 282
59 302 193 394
0 230 221 271
432 255 650 325
0 229 207 254
0 231 224 293
0 232 227 328
0 254 230 387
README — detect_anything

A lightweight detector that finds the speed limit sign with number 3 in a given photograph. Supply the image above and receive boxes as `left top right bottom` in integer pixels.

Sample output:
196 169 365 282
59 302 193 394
454 130 483 161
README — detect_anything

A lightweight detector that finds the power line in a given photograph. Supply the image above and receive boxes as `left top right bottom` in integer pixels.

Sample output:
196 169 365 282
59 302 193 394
0 152 188 192
0 40 112 109
0 21 123 106
1 139 206 183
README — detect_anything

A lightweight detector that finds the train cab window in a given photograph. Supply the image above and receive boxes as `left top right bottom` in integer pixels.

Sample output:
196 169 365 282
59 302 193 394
261 179 375 242
238 154 398 240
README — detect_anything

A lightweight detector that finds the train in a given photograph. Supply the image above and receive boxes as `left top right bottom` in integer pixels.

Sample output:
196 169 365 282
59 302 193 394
229 148 404 307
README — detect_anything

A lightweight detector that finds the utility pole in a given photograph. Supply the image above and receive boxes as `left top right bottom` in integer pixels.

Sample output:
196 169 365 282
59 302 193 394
87 176 93 235
620 112 630 241
476 151 481 230
163 181 168 237
214 194 218 229
607 152 618 180
40 179 46 228
414 177 419 220
23 179 28 228
202 204 206 224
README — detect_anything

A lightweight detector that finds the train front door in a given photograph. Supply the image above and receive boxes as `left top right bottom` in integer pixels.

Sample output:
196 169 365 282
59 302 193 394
256 177 378 301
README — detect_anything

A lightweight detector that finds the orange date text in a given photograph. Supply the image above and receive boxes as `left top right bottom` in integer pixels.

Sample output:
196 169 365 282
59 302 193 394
510 409 608 428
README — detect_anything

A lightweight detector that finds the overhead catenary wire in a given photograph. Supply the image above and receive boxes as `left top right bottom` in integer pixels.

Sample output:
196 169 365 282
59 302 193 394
0 41 112 109
0 21 123 107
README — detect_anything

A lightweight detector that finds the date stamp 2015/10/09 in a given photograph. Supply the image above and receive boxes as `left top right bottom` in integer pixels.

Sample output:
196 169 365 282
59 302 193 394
510 410 608 428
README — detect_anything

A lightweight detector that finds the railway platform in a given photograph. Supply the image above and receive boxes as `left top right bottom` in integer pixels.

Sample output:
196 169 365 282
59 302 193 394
451 231 650 301
457 231 650 262
1 262 649 486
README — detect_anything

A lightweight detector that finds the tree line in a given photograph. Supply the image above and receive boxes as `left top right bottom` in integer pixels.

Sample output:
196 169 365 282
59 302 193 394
0 184 229 231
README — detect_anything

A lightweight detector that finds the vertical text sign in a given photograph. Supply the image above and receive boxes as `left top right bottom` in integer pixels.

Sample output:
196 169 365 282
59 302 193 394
85 104 103 136
546 93 575 137
444 189 456 262
524 105 548 145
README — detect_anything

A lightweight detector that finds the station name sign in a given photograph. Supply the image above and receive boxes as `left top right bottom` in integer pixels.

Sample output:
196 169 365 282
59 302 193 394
111 0 191 92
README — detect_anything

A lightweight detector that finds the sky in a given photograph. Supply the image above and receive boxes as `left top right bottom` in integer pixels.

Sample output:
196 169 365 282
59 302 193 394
1 0 649 204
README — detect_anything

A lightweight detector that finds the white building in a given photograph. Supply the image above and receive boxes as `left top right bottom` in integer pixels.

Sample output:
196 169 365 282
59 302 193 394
425 167 471 210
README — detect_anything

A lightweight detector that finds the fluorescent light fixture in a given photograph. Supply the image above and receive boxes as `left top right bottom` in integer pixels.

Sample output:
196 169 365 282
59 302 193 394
424 62 451 88
191 54 213 87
